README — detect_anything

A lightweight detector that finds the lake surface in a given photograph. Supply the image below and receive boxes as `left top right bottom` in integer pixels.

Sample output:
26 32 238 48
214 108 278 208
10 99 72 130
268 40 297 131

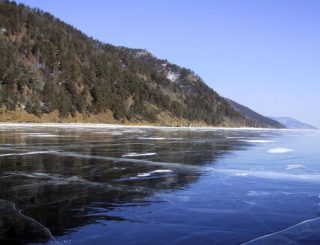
0 124 319 244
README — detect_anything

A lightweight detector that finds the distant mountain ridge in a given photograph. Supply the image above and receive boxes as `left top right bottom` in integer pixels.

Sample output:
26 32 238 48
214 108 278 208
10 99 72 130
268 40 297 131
0 1 282 128
270 117 317 129
227 99 284 128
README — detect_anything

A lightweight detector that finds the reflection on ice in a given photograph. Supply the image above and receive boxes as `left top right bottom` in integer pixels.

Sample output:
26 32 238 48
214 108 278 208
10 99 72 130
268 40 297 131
1 172 107 193
0 199 56 244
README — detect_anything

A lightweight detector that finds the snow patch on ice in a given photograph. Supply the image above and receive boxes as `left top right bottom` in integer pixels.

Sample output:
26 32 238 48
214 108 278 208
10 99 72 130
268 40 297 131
111 132 123 135
0 151 57 158
137 169 173 178
122 152 157 157
247 191 271 197
227 136 244 139
235 172 249 177
268 148 294 154
137 137 182 141
211 168 320 182
286 164 304 170
244 201 257 206
30 134 58 137
137 172 152 177
15 133 59 137
152 169 172 174
242 139 274 143
137 137 166 140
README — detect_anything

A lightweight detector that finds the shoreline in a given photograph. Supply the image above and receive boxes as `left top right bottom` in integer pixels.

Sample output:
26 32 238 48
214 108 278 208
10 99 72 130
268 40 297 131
0 122 317 131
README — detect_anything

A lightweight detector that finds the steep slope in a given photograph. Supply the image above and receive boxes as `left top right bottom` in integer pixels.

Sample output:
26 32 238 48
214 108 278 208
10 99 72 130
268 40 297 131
227 99 284 128
270 117 317 129
0 1 278 127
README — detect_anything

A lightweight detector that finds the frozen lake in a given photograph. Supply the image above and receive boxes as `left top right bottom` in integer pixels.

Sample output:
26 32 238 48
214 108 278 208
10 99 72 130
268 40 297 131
0 124 319 244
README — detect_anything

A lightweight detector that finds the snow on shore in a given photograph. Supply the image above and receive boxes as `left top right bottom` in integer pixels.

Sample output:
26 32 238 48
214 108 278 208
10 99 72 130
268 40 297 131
0 122 317 131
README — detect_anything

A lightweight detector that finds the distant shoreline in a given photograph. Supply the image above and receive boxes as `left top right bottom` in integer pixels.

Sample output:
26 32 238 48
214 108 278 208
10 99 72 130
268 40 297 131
0 122 317 131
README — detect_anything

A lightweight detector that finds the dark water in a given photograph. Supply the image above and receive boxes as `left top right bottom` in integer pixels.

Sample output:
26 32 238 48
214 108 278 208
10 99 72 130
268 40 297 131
0 125 319 244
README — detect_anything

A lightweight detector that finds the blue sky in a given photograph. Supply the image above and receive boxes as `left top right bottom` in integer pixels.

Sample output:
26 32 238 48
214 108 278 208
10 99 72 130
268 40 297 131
16 0 320 127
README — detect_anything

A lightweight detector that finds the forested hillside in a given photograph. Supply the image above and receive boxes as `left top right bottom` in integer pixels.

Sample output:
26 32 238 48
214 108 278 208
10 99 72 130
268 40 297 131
0 1 283 127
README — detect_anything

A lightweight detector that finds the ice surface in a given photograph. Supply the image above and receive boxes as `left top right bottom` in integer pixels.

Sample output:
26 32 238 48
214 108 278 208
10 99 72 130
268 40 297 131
243 217 320 244
0 124 318 244
54 151 198 170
